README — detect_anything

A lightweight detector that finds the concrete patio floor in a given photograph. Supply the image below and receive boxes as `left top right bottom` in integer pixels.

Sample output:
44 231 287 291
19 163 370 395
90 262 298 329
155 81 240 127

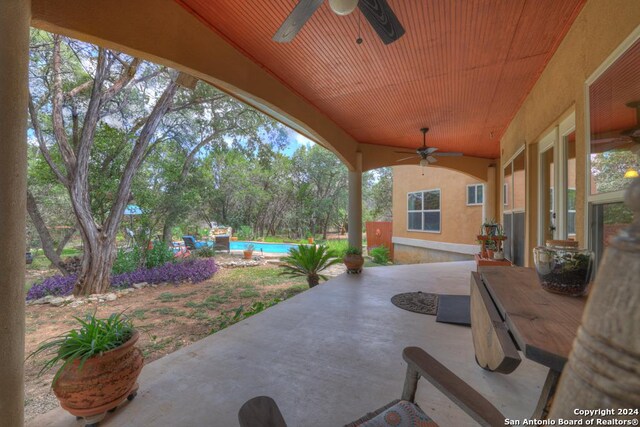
30 261 548 427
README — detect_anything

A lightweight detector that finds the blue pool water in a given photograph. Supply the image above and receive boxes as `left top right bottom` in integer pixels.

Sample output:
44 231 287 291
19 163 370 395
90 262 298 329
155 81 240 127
229 241 301 254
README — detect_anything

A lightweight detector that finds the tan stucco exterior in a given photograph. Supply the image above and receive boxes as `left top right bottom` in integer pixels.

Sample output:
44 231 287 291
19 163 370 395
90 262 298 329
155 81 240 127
392 166 485 243
500 0 640 265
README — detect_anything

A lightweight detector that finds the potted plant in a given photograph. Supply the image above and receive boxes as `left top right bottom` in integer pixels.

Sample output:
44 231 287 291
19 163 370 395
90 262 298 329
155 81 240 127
243 243 255 260
279 244 341 287
28 312 143 424
343 246 364 274
482 218 499 237
307 233 315 244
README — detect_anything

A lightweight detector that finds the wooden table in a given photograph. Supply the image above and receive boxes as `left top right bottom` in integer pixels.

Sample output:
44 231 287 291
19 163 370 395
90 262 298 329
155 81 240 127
470 267 586 418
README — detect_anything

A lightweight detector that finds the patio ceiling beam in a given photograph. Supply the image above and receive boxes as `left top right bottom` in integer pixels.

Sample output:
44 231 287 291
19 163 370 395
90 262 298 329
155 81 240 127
0 1 30 424
30 0 360 170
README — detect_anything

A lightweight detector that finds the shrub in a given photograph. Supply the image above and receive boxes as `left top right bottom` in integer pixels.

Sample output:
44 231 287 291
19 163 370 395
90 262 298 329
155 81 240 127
236 226 254 241
279 244 341 288
27 259 218 300
344 246 363 256
195 246 216 258
27 312 134 384
144 243 175 269
322 239 349 257
112 247 142 274
370 246 390 264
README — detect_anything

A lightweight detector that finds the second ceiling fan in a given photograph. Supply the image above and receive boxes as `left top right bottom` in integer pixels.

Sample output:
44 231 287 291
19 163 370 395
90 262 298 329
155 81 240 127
396 128 463 166
273 0 405 45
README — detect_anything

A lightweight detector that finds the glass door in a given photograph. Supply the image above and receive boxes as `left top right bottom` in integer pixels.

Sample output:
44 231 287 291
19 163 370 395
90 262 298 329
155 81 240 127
539 135 556 244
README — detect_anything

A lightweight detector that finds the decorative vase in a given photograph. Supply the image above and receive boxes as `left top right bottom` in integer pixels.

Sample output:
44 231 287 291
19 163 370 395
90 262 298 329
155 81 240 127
53 331 143 420
533 242 594 296
486 249 495 259
493 250 504 260
343 254 364 274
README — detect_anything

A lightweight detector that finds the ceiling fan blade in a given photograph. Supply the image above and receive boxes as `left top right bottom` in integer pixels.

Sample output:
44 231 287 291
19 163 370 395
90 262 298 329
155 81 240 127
273 0 324 43
427 156 437 163
434 152 463 157
358 0 405 45
396 155 418 162
394 151 416 155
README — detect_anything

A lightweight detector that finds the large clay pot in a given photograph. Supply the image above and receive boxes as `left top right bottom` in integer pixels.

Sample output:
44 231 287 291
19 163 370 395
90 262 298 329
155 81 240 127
53 331 144 418
243 250 254 260
343 254 364 274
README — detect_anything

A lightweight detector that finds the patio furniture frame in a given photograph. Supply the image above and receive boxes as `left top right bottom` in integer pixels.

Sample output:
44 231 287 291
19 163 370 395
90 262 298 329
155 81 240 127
238 346 505 427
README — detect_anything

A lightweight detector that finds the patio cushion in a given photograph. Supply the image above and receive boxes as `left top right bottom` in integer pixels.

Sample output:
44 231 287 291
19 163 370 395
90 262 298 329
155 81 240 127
346 400 437 427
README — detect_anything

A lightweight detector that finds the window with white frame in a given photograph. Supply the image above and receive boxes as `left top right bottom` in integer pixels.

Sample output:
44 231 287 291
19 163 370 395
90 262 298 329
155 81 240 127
467 184 484 205
503 183 508 206
407 189 441 232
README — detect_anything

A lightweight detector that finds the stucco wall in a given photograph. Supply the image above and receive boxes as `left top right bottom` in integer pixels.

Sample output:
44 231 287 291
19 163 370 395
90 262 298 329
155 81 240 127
393 244 474 265
392 165 485 245
500 0 640 265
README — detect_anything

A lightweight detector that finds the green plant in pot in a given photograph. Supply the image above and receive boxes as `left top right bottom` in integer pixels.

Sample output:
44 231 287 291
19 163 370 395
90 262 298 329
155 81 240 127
28 312 143 424
243 243 255 260
343 246 364 274
279 244 341 287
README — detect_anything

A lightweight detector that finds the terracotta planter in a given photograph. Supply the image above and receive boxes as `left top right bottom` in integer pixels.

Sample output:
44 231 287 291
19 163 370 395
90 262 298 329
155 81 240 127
307 237 314 244
53 331 143 418
343 254 364 274
231 236 238 241
243 250 254 259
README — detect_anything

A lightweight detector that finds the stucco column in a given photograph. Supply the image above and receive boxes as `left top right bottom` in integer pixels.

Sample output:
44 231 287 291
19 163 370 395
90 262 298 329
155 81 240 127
348 152 363 249
0 1 30 424
484 164 496 222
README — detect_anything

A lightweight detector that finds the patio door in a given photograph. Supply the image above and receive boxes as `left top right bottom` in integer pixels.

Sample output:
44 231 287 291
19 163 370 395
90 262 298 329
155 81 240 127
538 114 576 245
503 149 526 266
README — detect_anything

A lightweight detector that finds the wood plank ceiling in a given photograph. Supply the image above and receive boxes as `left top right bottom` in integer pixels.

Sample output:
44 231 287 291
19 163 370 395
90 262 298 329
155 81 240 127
176 0 585 158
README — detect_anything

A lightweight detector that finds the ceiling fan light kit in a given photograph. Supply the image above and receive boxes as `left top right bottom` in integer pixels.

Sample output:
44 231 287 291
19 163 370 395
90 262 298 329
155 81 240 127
328 0 359 15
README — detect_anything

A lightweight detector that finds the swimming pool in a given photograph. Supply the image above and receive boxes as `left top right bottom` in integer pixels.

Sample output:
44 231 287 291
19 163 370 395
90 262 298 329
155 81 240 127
229 241 302 254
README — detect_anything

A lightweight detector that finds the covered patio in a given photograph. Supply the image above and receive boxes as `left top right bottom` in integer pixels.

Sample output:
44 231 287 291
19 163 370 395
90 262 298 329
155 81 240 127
30 262 547 426
1 0 639 425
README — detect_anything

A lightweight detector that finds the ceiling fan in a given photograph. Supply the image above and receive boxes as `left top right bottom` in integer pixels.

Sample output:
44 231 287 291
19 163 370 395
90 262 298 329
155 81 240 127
395 128 463 167
273 0 405 45
592 101 640 155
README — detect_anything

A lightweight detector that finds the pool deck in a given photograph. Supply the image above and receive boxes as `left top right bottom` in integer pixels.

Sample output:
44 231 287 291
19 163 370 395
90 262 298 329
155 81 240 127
30 261 548 427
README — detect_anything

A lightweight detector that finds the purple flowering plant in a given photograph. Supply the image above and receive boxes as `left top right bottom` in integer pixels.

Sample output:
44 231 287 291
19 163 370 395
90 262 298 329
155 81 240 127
27 258 218 301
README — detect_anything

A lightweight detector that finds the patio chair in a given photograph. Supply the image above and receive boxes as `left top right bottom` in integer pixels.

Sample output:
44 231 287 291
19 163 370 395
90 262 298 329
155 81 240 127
238 346 504 427
182 235 212 250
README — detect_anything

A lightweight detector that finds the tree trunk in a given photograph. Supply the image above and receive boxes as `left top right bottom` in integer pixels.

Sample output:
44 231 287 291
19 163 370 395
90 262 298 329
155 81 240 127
26 190 69 274
73 230 116 296
307 273 319 288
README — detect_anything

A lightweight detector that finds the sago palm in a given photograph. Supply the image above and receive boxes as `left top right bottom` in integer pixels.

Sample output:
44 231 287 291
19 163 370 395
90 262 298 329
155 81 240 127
279 244 341 288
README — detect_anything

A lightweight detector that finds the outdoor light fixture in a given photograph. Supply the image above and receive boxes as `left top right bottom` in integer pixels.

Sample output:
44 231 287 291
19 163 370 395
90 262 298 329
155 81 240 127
624 168 639 179
329 0 359 15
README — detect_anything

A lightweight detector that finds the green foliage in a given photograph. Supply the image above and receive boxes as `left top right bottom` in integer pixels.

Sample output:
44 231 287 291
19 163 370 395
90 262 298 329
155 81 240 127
112 247 142 275
279 244 341 287
195 246 216 258
236 226 254 241
321 239 349 257
344 246 363 256
27 312 134 384
369 246 390 264
245 243 255 252
145 243 175 269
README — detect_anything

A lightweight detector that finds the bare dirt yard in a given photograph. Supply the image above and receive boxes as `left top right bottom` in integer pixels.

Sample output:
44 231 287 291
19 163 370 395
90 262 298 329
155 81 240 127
24 260 335 421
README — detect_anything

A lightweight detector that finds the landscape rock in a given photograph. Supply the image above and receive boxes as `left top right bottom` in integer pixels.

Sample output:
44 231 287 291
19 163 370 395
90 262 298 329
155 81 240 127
49 297 66 307
118 288 135 295
132 282 148 290
104 293 117 301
